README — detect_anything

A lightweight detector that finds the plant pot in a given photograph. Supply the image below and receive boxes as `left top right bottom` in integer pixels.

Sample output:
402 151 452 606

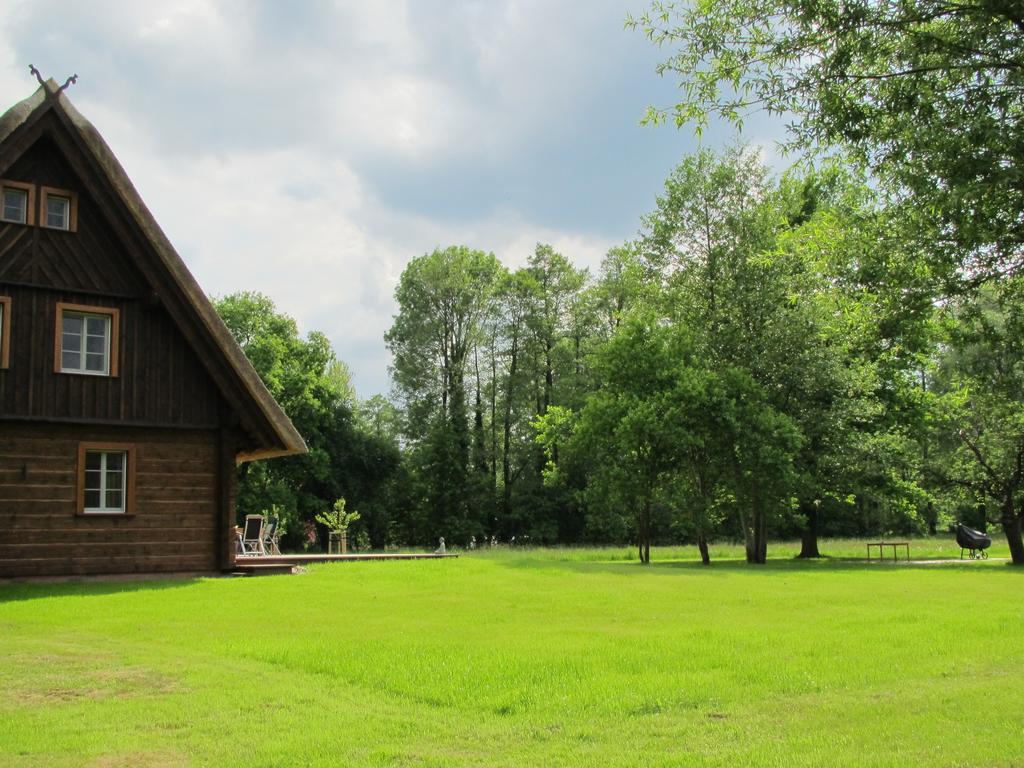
328 532 348 555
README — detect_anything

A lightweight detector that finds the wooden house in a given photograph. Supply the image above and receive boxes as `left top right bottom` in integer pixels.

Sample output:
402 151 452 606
0 80 306 577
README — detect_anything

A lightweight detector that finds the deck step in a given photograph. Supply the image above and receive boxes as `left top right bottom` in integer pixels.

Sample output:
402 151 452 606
230 563 295 577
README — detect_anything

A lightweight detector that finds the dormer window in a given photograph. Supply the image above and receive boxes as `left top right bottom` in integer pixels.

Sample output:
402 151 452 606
40 186 78 231
0 180 35 225
3 188 26 222
46 195 69 228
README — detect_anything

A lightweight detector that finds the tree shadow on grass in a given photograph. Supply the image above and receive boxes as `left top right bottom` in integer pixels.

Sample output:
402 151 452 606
0 574 208 604
486 551 1024 578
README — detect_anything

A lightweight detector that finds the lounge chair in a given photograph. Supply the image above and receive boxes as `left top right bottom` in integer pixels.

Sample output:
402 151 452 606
263 517 282 556
240 514 266 557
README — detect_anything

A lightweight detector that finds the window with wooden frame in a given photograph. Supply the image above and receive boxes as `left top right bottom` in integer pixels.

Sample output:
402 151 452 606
0 180 35 225
55 302 120 377
77 443 136 515
0 296 10 369
40 186 78 232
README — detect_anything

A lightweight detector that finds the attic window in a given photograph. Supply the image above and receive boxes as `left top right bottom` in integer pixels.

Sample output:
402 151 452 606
0 180 34 225
40 186 78 231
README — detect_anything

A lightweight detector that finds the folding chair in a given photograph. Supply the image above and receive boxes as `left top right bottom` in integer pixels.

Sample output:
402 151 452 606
240 514 266 556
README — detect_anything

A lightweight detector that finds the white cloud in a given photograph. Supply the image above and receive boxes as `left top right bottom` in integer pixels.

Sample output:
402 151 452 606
329 74 476 162
83 98 614 397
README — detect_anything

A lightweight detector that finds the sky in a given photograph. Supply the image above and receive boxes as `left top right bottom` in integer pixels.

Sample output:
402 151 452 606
0 0 786 397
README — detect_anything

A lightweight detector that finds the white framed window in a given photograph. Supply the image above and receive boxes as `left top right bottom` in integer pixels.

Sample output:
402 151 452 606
0 180 34 225
0 295 10 369
3 187 27 223
40 186 78 232
45 195 70 229
55 303 120 377
77 443 135 515
84 451 125 512
61 311 110 374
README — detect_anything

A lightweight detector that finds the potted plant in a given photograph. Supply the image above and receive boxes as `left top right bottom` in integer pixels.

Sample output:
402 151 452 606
316 498 360 554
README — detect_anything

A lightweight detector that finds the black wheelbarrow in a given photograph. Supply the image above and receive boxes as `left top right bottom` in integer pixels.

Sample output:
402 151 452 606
956 523 992 560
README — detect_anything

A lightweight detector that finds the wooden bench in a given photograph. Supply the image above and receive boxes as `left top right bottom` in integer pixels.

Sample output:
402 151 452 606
866 541 910 561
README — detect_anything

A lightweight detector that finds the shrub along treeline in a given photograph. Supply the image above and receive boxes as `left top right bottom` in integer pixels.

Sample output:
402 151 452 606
215 145 1024 565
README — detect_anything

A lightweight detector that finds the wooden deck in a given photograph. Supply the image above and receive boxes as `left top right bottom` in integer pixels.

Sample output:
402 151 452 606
230 552 457 575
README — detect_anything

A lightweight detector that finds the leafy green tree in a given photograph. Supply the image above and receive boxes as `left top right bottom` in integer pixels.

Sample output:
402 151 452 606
539 315 705 563
933 278 1024 564
637 147 926 560
539 314 799 563
385 246 502 543
628 0 1024 282
215 292 341 530
525 244 588 417
357 394 403 442
592 244 654 339
771 168 898 556
215 292 399 551
493 267 538 530
639 146 809 561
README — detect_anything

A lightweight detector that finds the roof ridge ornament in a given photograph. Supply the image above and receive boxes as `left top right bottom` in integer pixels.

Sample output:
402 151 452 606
28 64 78 95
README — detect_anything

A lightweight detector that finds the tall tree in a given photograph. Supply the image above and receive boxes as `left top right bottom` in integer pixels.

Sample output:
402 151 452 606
385 246 501 542
592 244 653 339
638 148 916 560
493 268 538 527
525 243 587 417
640 147 803 561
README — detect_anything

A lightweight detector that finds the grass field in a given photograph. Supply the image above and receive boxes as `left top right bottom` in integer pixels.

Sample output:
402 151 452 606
0 539 1021 767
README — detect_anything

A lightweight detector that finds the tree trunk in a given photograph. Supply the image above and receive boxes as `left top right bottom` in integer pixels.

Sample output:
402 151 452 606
756 503 768 564
734 465 757 564
740 509 756 564
473 353 488 475
697 532 710 565
543 341 553 413
502 335 519 520
1001 499 1024 565
747 493 767 565
639 497 651 564
490 338 498 491
745 499 770 565
797 501 821 559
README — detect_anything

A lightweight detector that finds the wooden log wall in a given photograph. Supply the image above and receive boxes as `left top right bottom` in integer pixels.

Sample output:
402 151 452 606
0 284 223 427
0 423 221 577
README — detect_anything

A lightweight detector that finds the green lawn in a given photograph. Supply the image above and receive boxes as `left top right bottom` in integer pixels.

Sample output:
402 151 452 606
0 541 1021 767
